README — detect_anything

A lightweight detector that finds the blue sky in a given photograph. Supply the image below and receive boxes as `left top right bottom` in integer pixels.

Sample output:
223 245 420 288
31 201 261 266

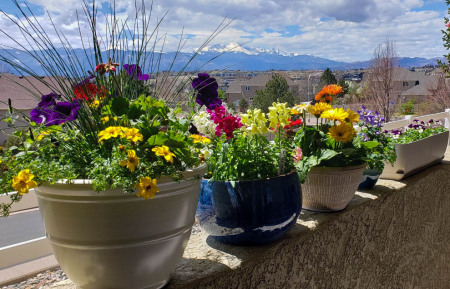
0 0 448 62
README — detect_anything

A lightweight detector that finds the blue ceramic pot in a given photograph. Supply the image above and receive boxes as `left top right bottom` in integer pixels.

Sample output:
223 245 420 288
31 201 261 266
358 168 381 190
196 172 302 245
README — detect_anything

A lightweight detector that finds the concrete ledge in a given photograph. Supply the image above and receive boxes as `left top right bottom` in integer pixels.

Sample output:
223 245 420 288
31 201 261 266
48 149 450 288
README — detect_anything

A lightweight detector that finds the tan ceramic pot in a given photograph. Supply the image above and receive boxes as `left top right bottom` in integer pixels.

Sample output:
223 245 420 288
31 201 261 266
35 167 204 289
301 163 366 212
380 131 449 180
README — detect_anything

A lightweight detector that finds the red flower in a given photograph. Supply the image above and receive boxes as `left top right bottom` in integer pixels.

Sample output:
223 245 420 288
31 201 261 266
216 115 242 139
284 118 303 130
73 83 98 101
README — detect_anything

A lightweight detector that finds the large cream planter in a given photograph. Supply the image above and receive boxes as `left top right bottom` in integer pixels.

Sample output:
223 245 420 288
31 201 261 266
301 163 366 212
35 167 204 289
380 131 449 180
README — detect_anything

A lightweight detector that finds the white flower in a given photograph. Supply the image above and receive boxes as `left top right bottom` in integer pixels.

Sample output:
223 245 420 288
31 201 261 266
192 110 216 138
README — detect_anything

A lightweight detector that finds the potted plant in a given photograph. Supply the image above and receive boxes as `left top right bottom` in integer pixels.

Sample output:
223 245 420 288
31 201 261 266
0 1 228 288
193 80 302 245
357 106 396 189
292 85 378 212
380 119 449 180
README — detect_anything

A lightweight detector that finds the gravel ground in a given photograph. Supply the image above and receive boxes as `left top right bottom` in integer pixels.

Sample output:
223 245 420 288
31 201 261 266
3 224 202 289
1 270 67 289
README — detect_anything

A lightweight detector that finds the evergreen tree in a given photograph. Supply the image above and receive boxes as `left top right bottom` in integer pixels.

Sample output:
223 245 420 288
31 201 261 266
252 74 297 113
319 68 337 88
238 98 249 112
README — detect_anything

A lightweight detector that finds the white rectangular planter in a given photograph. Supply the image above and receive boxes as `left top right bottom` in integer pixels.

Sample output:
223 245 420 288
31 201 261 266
380 131 449 180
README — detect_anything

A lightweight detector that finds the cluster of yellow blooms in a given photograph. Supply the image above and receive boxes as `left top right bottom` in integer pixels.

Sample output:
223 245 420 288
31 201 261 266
309 103 360 143
240 103 292 136
98 126 144 143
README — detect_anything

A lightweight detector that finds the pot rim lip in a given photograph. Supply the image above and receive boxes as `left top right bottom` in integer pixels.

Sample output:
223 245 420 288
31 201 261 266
310 162 367 171
393 130 449 146
202 170 297 183
42 164 207 186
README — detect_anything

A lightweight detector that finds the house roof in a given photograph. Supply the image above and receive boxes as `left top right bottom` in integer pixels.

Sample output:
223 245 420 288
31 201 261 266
226 73 297 94
392 68 427 82
400 76 437 97
0 74 67 110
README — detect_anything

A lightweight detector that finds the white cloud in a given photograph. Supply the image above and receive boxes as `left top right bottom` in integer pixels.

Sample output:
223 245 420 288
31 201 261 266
0 0 447 62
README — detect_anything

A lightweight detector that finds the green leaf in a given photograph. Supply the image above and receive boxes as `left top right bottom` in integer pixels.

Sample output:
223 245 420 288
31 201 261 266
127 104 144 120
147 132 168 146
111 97 130 116
361 141 380 149
318 149 338 162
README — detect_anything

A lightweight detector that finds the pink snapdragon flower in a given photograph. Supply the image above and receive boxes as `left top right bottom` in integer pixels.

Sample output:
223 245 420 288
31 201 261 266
293 147 303 163
207 106 227 123
446 22 450 28
207 105 242 139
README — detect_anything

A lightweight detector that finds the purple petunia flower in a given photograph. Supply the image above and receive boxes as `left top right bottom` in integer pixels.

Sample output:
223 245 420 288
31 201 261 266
46 102 80 126
123 64 150 81
30 107 53 124
192 73 222 110
76 75 95 87
37 93 60 108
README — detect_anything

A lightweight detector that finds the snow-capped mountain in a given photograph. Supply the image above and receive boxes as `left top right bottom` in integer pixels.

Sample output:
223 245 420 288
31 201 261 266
199 42 293 56
0 45 444 75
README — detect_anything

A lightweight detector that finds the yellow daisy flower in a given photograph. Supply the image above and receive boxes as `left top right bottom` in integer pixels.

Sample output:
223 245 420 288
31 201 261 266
123 128 144 143
152 145 176 164
98 126 123 143
12 169 38 195
189 134 211 144
290 103 310 115
135 177 159 200
345 109 360 123
89 99 100 108
119 150 139 172
321 108 349 123
328 123 354 143
101 115 118 124
308 102 332 117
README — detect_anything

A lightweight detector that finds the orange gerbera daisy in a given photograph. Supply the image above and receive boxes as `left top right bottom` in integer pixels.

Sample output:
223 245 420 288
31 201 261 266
314 84 343 103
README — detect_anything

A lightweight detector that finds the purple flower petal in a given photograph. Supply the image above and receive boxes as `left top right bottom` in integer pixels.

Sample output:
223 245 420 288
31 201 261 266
46 102 80 126
37 93 60 108
30 108 52 124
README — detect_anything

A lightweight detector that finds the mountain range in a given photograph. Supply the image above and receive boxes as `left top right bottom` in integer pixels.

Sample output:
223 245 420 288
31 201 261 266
0 42 445 75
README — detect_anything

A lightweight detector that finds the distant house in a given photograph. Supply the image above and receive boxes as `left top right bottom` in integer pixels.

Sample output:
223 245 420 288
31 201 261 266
390 68 441 103
226 73 300 107
363 67 442 105
0 74 58 145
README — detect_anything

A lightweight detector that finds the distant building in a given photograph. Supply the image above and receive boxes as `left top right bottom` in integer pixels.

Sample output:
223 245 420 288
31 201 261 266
226 73 300 107
0 74 60 145
362 67 443 105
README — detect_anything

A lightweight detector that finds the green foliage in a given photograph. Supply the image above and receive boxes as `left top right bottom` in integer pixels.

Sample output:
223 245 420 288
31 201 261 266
218 89 227 102
438 0 450 77
207 134 293 181
358 121 396 173
400 99 415 115
252 74 297 113
0 0 231 216
238 98 249 112
319 68 337 88
293 118 375 183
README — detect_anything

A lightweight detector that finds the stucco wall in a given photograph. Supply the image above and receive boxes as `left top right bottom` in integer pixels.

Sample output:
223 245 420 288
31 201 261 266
170 154 450 289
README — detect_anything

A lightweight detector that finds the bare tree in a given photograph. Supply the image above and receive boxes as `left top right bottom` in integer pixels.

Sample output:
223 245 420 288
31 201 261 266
428 72 450 109
364 40 397 122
